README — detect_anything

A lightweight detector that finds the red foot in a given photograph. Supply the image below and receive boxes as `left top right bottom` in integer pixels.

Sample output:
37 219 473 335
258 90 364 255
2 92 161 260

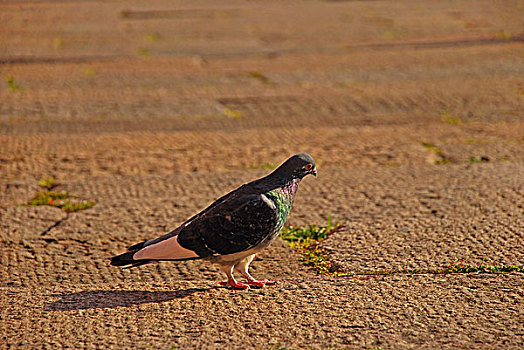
247 280 265 288
218 280 250 290
247 279 277 288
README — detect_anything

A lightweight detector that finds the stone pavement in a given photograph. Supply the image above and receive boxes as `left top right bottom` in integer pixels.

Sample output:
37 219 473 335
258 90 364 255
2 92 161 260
1 0 523 348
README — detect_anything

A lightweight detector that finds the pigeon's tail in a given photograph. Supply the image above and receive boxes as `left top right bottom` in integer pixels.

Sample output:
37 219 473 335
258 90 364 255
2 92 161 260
110 235 201 269
110 251 151 269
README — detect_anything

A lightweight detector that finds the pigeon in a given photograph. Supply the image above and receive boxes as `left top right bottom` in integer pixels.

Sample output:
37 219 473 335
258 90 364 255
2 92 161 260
111 153 316 289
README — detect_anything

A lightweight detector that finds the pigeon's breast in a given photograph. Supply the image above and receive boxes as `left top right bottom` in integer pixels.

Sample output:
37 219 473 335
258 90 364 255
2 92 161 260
265 179 299 226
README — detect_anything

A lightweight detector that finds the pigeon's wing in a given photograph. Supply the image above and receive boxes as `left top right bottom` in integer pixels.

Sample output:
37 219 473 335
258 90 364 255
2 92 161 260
111 191 278 266
177 193 278 256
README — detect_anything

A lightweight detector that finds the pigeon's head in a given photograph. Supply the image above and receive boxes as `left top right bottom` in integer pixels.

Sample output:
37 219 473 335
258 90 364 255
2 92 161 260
274 153 317 180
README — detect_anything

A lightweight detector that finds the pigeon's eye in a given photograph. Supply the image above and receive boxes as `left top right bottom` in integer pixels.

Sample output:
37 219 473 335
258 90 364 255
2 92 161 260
304 163 313 170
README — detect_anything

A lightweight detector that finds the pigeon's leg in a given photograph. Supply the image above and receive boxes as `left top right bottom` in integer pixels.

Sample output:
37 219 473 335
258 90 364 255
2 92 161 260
218 264 249 289
235 254 276 288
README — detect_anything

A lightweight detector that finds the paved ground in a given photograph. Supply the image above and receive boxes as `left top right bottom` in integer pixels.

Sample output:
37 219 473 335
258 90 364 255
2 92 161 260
1 0 523 349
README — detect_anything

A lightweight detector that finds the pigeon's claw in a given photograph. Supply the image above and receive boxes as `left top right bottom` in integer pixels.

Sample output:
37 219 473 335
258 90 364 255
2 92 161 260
246 279 276 288
234 256 277 288
219 278 250 290
246 280 265 288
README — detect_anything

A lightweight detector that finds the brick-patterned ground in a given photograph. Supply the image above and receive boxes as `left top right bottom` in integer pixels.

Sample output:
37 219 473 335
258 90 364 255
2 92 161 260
1 0 523 348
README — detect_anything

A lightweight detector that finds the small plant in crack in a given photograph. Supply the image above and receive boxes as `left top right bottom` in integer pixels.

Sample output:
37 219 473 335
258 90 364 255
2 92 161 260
440 109 462 125
468 156 490 163
464 138 486 145
281 217 346 276
496 30 512 41
84 67 96 77
38 177 57 190
23 191 95 213
22 179 95 213
421 142 452 165
281 219 522 277
349 263 523 276
223 107 242 119
5 74 25 92
442 261 522 274
248 71 274 85
54 37 64 49
137 47 151 58
144 33 161 43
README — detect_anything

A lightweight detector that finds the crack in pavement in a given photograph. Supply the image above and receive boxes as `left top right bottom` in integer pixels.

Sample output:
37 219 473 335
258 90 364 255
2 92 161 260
40 214 69 236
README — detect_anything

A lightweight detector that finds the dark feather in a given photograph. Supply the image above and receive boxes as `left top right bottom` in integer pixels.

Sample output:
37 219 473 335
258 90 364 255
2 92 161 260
177 193 278 256
126 241 147 251
110 251 149 267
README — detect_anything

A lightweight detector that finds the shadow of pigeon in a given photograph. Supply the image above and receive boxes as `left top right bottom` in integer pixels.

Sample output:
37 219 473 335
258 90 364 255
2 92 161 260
45 287 212 311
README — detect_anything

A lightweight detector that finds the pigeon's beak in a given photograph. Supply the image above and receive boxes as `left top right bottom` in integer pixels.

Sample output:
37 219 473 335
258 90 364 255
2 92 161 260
311 167 317 176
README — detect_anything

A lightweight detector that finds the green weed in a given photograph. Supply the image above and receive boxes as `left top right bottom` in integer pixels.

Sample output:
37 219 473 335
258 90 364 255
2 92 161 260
364 15 395 28
421 142 452 165
421 142 440 154
464 138 486 144
496 30 512 41
144 33 161 43
223 108 242 119
440 110 462 125
137 48 151 58
60 200 96 213
281 219 522 278
281 217 346 276
5 74 24 92
468 156 490 163
22 190 95 213
383 29 403 40
38 177 57 189
383 162 400 167
54 37 64 49
84 67 96 77
335 80 356 88
299 81 315 89
23 179 95 213
249 71 274 85
354 264 523 276
281 217 340 242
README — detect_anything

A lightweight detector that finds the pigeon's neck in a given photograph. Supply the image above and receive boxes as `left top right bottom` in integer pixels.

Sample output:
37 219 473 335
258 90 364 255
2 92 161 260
254 172 300 193
263 177 300 224
278 177 300 196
